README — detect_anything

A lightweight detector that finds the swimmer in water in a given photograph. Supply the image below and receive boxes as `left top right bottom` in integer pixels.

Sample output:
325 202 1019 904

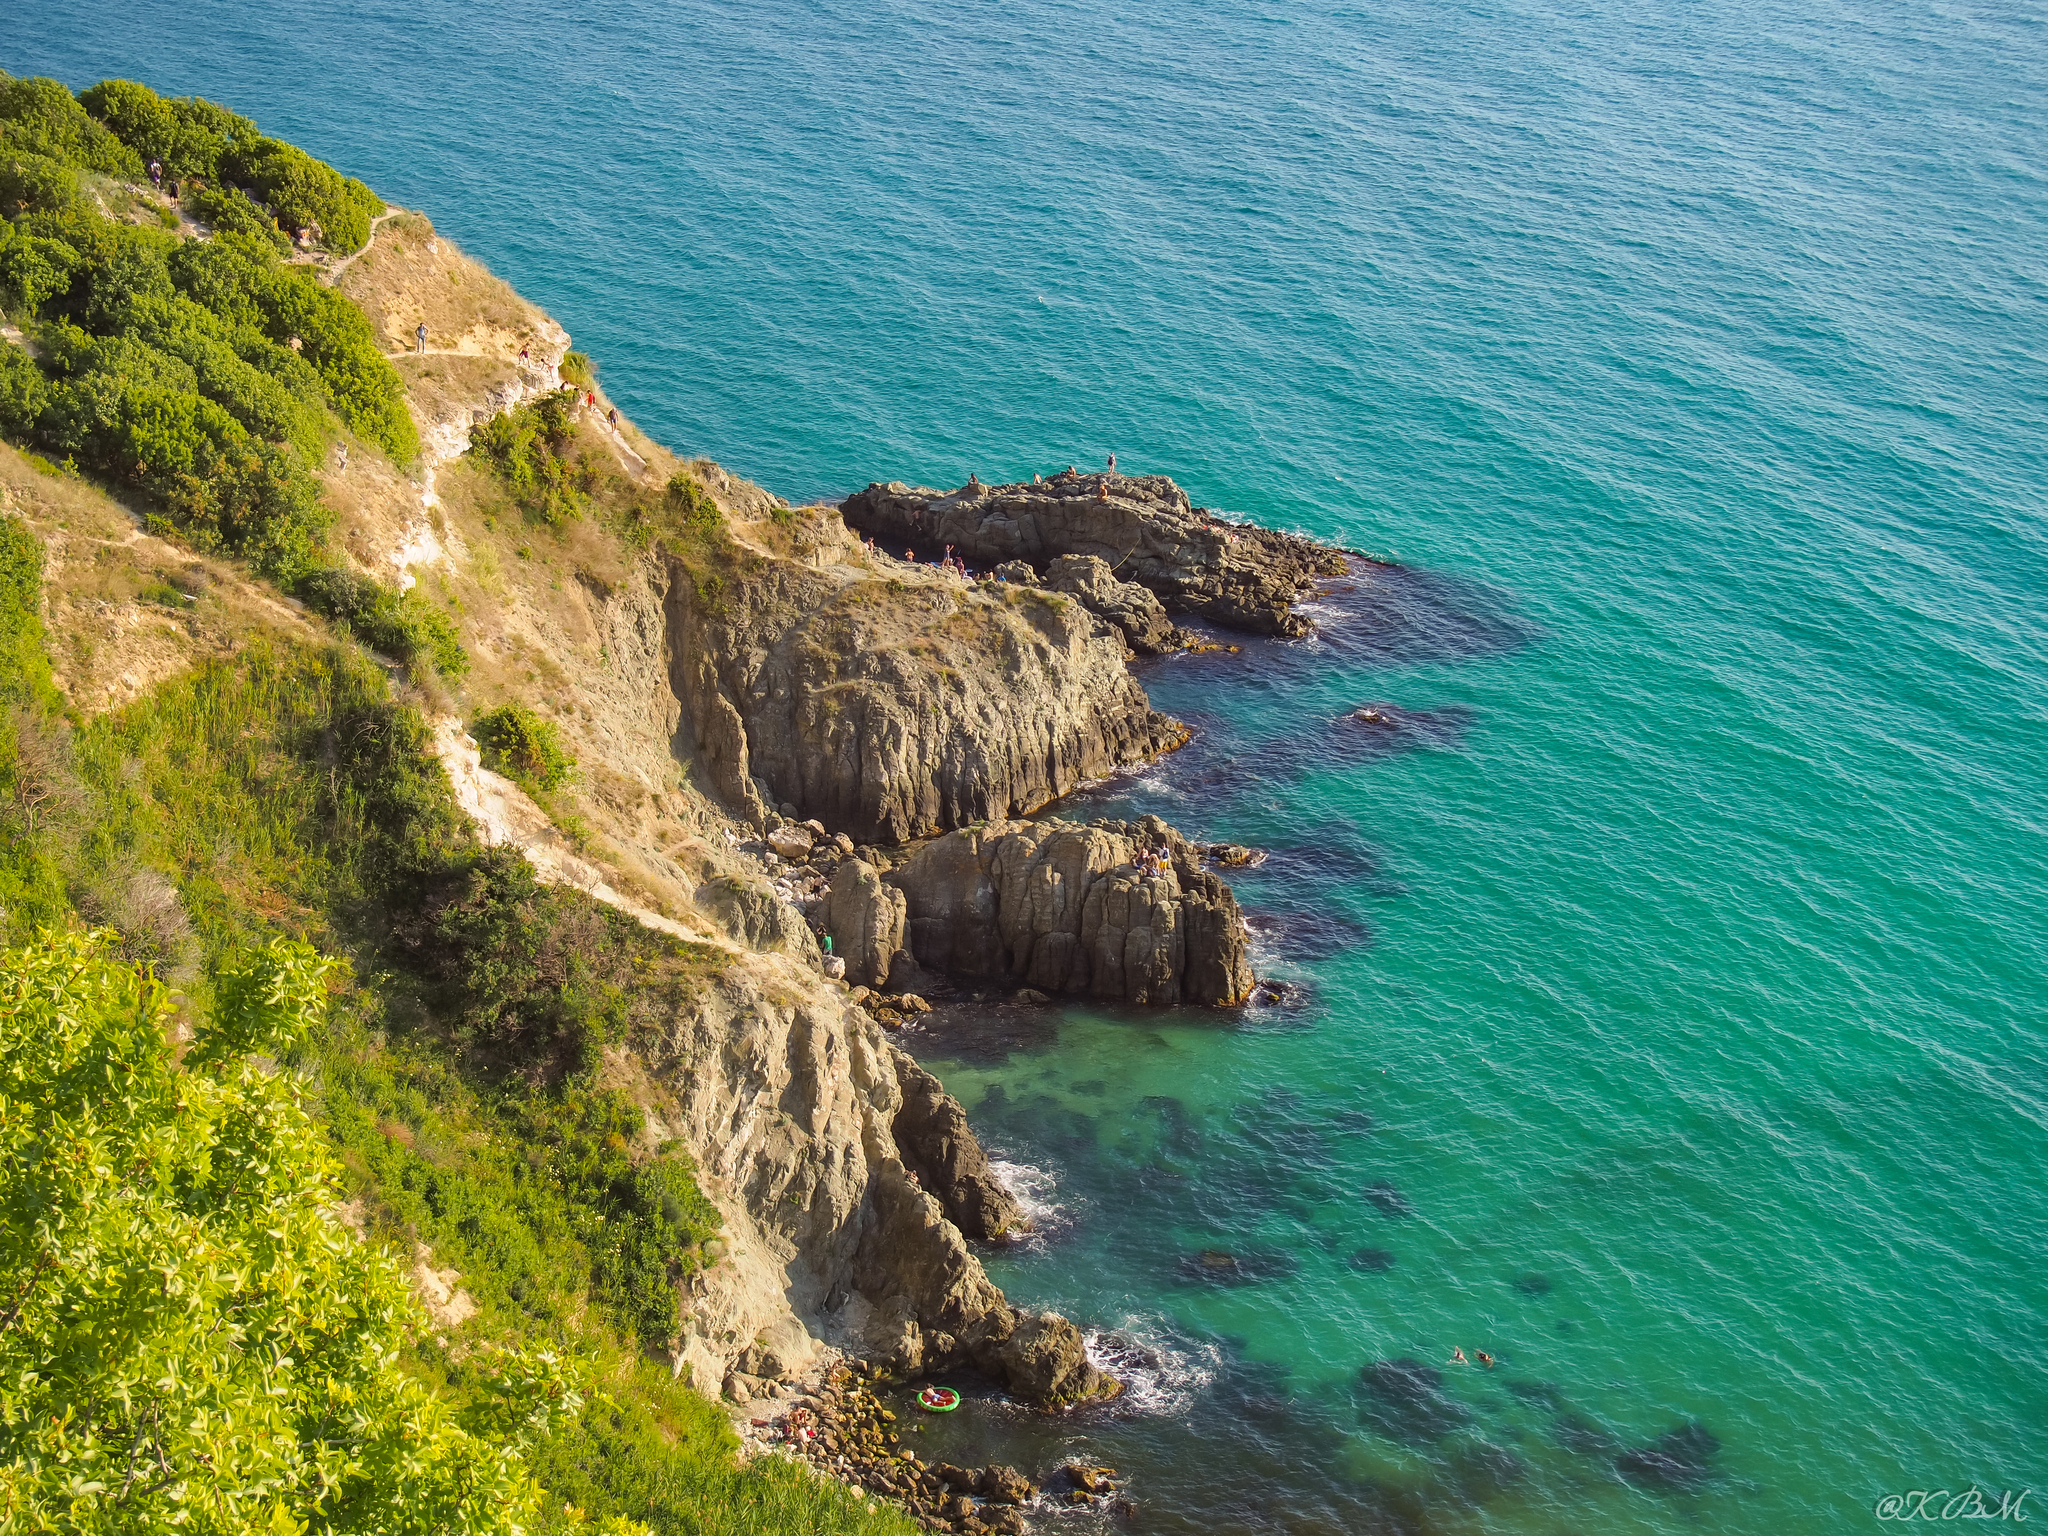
1450 1348 1468 1365
1476 1351 1495 1368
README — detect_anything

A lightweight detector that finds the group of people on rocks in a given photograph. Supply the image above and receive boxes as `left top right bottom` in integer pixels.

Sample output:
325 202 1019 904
856 535 976 581
1136 845 1174 877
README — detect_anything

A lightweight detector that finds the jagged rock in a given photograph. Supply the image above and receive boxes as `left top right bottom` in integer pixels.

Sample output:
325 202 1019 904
843 474 1347 636
980 1466 1035 1505
826 860 908 988
695 874 822 960
967 1308 1113 1406
886 815 1253 1005
1043 553 1180 654
665 552 1184 844
638 949 1113 1410
892 1048 1026 1242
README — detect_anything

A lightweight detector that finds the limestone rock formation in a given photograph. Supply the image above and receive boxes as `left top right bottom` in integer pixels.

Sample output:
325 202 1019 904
842 472 1348 637
826 859 907 988
1043 553 1182 654
886 815 1255 1006
890 1048 1027 1242
664 549 1185 845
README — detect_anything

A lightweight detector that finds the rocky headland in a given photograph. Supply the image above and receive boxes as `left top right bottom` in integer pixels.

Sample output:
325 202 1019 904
0 124 1351 1532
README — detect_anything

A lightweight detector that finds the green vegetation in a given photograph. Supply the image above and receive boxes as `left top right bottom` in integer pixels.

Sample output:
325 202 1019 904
470 387 584 525
0 931 587 1534
558 349 595 389
474 701 575 792
298 564 468 678
76 80 257 183
0 69 415 593
0 512 905 1535
665 470 722 532
1 72 441 689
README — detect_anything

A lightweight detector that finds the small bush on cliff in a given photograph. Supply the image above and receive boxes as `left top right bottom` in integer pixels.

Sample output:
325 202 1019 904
297 563 469 678
470 387 583 525
219 133 383 252
0 74 140 177
0 145 78 217
184 180 291 250
79 78 259 182
475 701 575 791
665 470 721 531
559 349 595 389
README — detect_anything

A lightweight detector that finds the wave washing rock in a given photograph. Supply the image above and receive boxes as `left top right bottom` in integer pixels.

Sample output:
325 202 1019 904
843 472 1348 637
665 550 1186 845
885 815 1255 1005
891 1047 1027 1242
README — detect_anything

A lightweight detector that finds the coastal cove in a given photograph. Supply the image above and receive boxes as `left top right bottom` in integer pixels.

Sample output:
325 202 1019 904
12 0 2048 1534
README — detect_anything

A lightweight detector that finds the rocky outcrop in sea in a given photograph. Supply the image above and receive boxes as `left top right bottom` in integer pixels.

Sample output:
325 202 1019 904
843 471 1347 636
876 814 1255 1006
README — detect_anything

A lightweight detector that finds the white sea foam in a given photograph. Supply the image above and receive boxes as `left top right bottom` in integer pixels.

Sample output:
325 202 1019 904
989 1158 1066 1242
1084 1317 1222 1417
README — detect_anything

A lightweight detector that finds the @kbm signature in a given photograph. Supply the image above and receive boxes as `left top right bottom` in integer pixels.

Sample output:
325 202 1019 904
1874 1489 2030 1522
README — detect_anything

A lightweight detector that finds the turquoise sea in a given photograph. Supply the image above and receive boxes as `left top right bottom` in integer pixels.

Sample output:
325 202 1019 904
14 0 2047 1530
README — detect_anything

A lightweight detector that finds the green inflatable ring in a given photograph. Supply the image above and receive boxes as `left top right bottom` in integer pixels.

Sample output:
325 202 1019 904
917 1386 961 1413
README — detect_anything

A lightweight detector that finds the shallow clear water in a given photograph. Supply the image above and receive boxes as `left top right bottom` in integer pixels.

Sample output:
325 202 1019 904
16 0 2048 1528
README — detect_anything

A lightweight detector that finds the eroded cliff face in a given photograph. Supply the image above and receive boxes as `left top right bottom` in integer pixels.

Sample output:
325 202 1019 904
885 815 1255 1006
844 472 1349 637
663 534 1186 845
641 951 1107 1403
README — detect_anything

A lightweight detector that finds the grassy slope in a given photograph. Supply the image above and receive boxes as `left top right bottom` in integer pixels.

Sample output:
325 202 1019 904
0 73 915 1536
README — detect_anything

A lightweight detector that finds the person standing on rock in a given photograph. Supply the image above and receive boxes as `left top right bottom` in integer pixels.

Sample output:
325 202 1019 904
415 322 427 355
1108 453 1117 475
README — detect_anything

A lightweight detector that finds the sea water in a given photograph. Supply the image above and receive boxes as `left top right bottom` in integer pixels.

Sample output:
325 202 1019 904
15 0 2047 1529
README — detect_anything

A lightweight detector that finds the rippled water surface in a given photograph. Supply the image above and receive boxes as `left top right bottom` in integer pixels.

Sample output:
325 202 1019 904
15 0 2048 1528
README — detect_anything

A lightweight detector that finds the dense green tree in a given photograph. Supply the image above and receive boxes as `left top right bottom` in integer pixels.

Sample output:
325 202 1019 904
0 75 140 177
0 930 629 1534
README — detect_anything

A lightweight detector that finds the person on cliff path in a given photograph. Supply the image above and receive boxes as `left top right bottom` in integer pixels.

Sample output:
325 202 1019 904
608 407 618 429
415 322 427 355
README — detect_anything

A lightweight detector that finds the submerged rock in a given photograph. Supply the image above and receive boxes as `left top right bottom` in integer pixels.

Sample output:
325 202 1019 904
1175 1248 1299 1285
1364 1182 1414 1218
1616 1421 1721 1491
1359 1357 1472 1444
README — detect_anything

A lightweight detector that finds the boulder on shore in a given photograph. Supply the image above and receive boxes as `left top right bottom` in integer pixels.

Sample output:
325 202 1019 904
826 859 908 988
